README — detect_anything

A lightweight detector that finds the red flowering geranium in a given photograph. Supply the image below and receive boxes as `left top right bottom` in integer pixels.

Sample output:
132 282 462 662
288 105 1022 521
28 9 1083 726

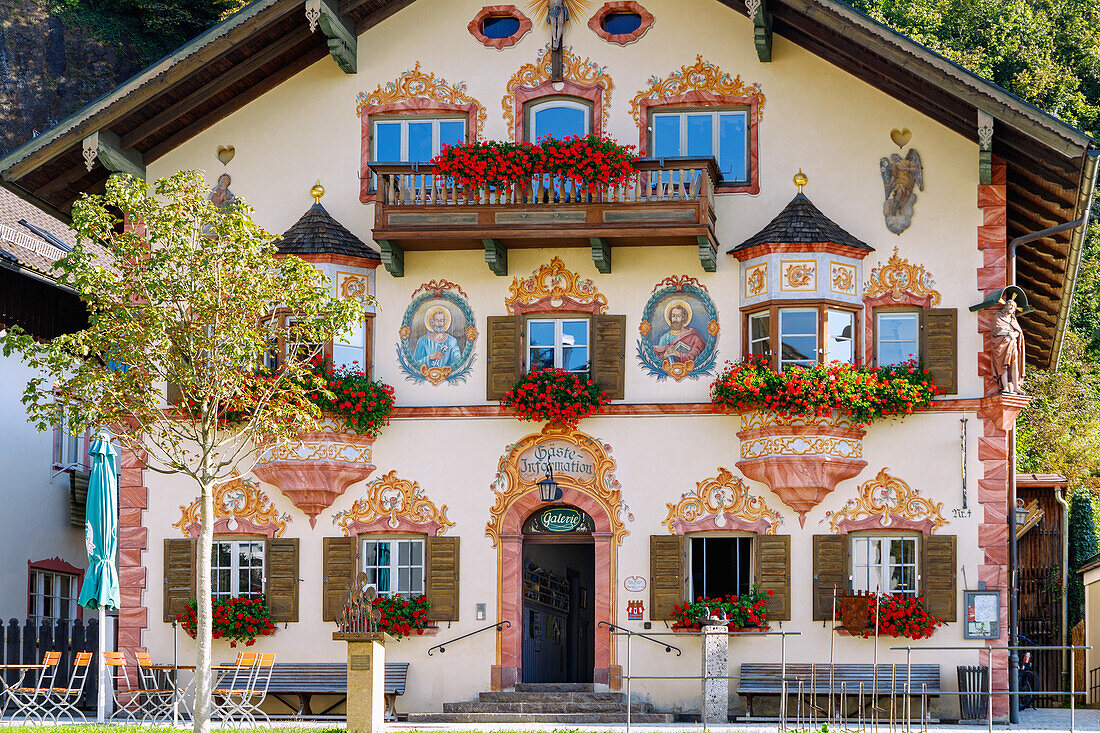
371 594 432 639
501 367 607 427
305 358 395 437
846 593 943 640
178 596 276 648
671 585 774 630
710 355 939 426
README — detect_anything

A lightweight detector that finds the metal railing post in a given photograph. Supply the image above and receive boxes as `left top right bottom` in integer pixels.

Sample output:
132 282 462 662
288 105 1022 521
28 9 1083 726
626 632 631 733
986 647 993 733
1070 646 1075 733
780 630 787 732
906 646 912 733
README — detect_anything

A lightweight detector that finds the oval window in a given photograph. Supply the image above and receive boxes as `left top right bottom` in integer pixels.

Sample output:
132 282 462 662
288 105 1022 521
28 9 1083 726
482 15 522 39
600 11 642 35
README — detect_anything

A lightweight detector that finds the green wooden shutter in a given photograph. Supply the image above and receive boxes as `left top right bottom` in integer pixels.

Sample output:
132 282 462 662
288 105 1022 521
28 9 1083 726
755 534 791 621
322 536 357 622
163 538 196 622
812 535 849 621
425 536 459 621
650 535 686 621
486 316 522 401
592 314 626 400
922 535 957 622
921 308 958 395
266 538 299 623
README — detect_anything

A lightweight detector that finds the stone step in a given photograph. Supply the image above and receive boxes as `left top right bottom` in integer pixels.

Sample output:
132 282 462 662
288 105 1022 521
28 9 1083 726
477 690 624 703
443 700 645 713
406 712 676 724
514 682 594 692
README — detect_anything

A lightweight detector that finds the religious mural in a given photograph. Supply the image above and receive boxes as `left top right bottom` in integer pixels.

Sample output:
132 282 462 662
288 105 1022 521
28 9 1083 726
636 275 719 381
880 131 923 234
396 280 477 385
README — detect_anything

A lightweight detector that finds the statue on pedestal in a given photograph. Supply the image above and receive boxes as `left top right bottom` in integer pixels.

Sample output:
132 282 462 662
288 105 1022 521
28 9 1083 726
991 297 1026 394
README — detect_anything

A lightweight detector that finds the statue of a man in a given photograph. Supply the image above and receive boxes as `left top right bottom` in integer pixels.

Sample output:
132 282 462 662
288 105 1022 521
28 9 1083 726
991 298 1026 394
548 0 568 50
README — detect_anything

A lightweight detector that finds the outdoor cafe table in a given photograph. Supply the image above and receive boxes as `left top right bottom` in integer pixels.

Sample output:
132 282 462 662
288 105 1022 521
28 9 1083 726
0 664 50 717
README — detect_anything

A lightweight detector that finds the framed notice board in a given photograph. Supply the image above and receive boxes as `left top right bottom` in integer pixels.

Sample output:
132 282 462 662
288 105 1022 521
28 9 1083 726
963 590 1001 639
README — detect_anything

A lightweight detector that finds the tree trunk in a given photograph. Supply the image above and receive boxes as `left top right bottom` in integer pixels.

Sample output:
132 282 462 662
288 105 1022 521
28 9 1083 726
193 478 215 733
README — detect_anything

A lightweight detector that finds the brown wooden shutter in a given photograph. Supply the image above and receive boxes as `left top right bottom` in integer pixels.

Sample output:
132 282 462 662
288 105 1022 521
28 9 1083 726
922 534 957 622
592 314 626 400
650 535 686 621
812 535 849 621
755 534 791 621
921 308 958 395
425 536 459 621
486 315 522 400
322 536 356 622
163 538 196 622
265 538 299 623
364 313 375 379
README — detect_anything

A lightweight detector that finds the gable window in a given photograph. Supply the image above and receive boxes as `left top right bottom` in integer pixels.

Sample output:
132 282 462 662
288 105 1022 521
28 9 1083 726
528 99 592 142
360 538 424 598
373 117 466 163
689 536 752 599
211 540 265 601
746 304 860 370
651 109 749 184
875 310 920 366
851 535 918 596
28 569 79 623
527 317 590 373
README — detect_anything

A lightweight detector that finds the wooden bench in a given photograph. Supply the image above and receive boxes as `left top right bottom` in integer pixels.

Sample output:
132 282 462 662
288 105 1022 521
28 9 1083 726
737 663 940 718
262 662 408 719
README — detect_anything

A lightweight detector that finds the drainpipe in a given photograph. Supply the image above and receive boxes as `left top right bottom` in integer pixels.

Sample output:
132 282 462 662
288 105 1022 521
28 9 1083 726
1009 435 1020 723
1054 485 1071 689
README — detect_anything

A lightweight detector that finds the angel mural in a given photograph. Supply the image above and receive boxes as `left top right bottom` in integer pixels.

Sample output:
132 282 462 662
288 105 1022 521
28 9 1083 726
396 280 477 386
637 276 719 382
880 148 923 234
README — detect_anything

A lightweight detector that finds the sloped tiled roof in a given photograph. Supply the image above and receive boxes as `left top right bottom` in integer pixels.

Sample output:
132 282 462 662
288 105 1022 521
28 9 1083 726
278 203 379 261
0 186 77 279
730 193 873 254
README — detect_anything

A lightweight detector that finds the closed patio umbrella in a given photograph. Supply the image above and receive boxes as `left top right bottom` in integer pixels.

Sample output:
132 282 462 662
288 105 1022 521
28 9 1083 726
77 432 120 723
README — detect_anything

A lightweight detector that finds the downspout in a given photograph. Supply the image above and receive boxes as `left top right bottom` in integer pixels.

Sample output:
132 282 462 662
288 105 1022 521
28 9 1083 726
1055 485 1071 689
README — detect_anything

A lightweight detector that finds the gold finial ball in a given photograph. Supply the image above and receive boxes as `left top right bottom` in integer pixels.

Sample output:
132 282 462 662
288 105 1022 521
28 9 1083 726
311 183 325 203
793 169 808 193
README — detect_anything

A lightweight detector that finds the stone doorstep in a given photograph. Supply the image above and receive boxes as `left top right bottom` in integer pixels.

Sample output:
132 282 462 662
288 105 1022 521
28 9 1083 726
514 682 593 692
477 690 625 703
405 712 677 723
443 701 649 713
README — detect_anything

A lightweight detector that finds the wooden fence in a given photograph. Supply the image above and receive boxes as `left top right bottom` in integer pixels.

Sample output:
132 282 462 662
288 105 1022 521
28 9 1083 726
0 617 100 709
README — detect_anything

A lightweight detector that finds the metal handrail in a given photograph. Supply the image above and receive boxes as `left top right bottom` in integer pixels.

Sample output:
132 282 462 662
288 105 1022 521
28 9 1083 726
598 621 681 655
426 620 510 656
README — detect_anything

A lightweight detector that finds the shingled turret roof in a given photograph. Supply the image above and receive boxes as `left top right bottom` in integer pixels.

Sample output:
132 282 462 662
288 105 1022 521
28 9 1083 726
729 193 873 254
278 203 379 261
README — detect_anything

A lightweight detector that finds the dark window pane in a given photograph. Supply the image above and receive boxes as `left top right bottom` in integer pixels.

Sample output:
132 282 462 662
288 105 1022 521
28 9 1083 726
482 15 521 38
601 11 642 34
530 348 555 370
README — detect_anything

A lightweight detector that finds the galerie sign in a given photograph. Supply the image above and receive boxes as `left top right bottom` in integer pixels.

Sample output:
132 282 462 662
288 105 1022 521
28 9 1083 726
517 439 597 483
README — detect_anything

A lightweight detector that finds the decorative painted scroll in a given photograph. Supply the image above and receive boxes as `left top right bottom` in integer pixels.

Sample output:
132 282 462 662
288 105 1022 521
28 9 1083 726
636 275 719 381
505 256 608 314
396 279 477 385
628 55 765 124
662 467 782 535
823 467 947 534
355 62 487 140
173 473 290 538
864 247 941 306
501 45 613 133
333 470 455 537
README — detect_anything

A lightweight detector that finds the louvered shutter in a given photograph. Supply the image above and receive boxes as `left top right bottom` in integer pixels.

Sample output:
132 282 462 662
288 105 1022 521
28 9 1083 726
265 538 299 623
163 538 196 622
425 536 459 621
486 316 522 400
921 308 958 395
322 537 356 622
812 535 849 621
755 535 791 621
592 314 626 400
922 535 957 622
650 535 686 621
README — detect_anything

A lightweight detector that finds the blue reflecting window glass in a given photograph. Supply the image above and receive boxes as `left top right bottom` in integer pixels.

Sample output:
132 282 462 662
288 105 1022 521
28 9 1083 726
375 122 401 161
650 109 750 184
482 15 521 38
440 120 465 148
372 118 467 162
685 114 714 158
407 121 433 162
718 112 748 182
531 103 588 142
652 115 680 158
601 12 642 34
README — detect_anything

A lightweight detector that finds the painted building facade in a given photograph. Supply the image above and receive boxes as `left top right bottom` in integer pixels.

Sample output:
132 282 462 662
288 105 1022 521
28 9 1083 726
1 0 1097 720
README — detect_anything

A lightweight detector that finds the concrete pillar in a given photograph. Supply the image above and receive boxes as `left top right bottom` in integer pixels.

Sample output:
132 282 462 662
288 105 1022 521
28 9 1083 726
338 633 386 733
701 624 729 724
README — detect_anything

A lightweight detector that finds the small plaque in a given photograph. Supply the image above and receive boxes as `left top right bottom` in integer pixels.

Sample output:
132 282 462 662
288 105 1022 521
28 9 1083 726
624 575 646 592
350 655 372 671
963 590 1001 639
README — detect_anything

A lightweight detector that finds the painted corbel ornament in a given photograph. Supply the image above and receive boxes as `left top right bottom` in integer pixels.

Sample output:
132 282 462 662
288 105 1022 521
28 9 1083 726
663 467 782 535
505 257 608 314
396 280 477 385
636 275 719 381
864 247 941 307
333 471 455 536
823 468 947 534
355 62 487 139
501 44 613 134
628 55 766 125
173 473 290 538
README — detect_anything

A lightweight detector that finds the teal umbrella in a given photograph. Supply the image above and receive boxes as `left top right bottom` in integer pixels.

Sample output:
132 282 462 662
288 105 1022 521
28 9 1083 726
78 433 119 722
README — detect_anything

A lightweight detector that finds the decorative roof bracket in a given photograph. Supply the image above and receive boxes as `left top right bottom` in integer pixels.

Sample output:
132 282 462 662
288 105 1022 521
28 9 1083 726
378 239 404 278
590 237 611 274
978 110 994 185
484 238 508 276
82 130 145 179
698 235 717 273
746 0 773 62
305 0 357 74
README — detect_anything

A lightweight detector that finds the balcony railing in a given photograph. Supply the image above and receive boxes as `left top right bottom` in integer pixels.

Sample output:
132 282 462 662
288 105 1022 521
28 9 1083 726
369 157 721 276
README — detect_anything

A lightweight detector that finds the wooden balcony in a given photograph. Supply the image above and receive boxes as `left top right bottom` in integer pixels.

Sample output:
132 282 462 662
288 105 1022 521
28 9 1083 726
370 157 720 276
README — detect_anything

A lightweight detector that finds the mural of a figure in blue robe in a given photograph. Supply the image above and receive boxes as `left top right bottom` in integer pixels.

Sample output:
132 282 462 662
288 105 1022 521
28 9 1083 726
397 280 477 385
414 306 463 368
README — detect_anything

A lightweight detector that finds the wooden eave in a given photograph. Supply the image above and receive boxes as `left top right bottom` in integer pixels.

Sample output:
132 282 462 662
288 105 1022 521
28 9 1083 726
0 0 1094 368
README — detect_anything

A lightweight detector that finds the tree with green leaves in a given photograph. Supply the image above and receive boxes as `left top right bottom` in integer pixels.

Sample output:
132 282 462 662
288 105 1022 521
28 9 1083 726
1 170 362 733
1068 491 1098 625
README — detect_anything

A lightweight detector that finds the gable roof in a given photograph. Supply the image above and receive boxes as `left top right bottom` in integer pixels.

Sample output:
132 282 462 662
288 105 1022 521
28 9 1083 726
279 203 380 261
731 193 872 253
0 0 1094 367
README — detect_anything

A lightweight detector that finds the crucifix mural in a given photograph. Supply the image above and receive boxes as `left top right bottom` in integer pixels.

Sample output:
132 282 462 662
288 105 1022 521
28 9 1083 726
529 0 592 80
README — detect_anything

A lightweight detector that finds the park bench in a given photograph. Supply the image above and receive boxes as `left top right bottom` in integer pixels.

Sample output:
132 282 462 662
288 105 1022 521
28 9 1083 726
737 663 940 719
262 661 408 720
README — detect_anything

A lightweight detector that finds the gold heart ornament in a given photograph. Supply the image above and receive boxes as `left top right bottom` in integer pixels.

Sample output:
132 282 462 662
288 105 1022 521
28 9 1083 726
890 128 912 149
216 145 235 165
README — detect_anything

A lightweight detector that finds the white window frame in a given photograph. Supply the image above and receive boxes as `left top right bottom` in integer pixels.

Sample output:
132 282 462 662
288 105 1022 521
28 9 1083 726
529 99 592 142
688 535 754 600
211 539 266 601
28 569 79 624
359 537 425 598
850 535 919 597
371 116 467 162
748 311 770 358
526 317 590 373
650 109 750 182
875 310 921 366
778 306 819 370
826 308 856 364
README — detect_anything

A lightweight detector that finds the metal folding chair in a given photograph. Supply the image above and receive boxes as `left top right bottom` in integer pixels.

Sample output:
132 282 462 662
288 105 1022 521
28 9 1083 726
103 651 145 721
135 651 184 722
211 652 259 724
234 652 275 726
46 651 93 723
2 651 61 723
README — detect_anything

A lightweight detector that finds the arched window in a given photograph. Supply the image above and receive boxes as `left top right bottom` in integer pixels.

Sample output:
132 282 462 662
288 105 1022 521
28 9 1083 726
527 98 591 142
